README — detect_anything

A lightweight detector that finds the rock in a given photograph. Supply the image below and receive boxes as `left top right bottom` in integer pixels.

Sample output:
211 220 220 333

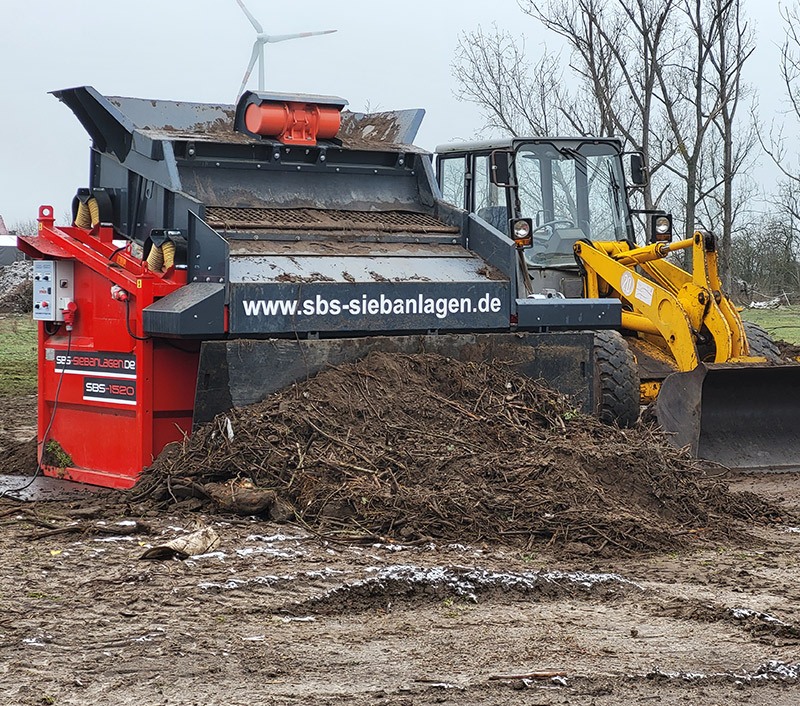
320 499 356 520
563 541 593 556
204 481 277 515
270 498 295 523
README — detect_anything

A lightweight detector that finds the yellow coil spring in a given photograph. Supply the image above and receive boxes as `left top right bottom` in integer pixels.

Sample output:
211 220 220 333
74 201 91 229
88 198 100 226
162 241 176 270
147 244 164 272
74 198 100 229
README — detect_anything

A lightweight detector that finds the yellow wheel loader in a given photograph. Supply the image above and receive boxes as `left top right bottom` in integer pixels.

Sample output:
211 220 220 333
436 138 800 471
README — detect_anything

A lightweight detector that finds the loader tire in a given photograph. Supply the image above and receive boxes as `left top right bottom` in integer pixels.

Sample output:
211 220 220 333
743 321 782 361
592 330 640 427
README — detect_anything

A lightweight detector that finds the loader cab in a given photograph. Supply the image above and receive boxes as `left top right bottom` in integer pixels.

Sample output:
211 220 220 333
436 138 635 270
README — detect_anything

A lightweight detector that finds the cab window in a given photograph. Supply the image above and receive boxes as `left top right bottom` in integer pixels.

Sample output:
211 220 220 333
473 154 508 233
438 156 466 209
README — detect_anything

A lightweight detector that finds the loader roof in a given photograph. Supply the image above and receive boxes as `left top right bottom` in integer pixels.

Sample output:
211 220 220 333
435 136 624 154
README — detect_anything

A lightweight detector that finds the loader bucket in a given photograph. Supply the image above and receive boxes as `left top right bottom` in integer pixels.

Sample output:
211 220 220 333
655 363 800 472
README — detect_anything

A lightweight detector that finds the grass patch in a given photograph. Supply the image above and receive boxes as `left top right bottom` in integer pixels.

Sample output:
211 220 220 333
741 305 800 346
0 314 38 395
44 440 73 469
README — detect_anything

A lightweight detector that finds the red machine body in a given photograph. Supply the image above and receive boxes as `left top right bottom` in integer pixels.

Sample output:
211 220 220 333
19 207 202 488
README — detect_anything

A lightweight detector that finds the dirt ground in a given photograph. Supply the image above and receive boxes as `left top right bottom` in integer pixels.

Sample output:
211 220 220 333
3 386 800 705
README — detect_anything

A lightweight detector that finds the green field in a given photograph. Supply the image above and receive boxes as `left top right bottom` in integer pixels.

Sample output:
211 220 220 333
741 305 800 346
0 314 38 396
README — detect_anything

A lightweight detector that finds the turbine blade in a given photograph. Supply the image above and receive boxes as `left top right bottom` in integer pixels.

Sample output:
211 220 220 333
235 0 263 33
237 40 262 99
266 29 337 43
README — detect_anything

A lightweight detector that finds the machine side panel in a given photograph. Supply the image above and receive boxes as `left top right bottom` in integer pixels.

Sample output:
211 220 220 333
516 298 622 330
194 332 595 426
177 163 421 212
34 257 199 488
143 283 226 336
228 281 509 334
189 215 229 285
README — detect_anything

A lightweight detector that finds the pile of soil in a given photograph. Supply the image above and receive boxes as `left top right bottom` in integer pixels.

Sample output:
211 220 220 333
0 438 37 475
0 280 33 314
0 261 33 313
136 352 780 555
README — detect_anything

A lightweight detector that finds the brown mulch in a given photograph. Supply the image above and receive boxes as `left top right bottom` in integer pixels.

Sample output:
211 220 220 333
134 352 782 555
777 339 800 360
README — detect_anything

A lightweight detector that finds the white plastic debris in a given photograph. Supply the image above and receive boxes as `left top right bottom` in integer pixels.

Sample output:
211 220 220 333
140 527 221 560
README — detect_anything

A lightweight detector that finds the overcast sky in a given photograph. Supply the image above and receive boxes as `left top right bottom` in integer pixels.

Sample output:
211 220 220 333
0 0 791 229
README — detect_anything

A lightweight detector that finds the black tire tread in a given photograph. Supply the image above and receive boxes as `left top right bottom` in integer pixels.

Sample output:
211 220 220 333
743 321 782 361
593 330 640 427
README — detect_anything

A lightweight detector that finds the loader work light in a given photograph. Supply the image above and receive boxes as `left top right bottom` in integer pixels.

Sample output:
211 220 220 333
510 218 533 248
650 213 673 243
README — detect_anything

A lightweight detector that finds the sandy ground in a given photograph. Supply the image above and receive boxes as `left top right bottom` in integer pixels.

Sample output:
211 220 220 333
2 396 800 705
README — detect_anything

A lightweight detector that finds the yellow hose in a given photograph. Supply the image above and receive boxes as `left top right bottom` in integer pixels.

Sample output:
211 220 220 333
147 244 164 272
162 241 176 270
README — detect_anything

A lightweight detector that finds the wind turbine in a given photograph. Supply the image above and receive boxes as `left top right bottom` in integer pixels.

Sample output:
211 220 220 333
235 0 337 99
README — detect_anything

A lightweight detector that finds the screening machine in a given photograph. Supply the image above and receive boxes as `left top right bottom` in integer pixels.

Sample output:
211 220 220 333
18 86 623 487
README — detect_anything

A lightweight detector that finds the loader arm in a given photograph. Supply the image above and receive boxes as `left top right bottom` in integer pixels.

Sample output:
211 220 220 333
573 231 757 372
636 233 749 360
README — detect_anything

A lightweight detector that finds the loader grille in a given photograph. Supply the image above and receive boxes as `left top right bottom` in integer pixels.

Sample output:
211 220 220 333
205 207 459 234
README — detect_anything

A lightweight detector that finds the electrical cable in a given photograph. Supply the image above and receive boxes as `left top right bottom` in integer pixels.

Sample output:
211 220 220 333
107 244 127 261
0 328 73 500
125 297 150 341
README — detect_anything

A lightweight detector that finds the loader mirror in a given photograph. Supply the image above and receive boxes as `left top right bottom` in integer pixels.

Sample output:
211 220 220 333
629 153 647 186
489 150 515 187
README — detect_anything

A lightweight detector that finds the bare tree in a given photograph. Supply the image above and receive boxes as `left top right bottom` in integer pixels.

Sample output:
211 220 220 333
707 0 754 287
452 0 754 283
731 181 800 298
759 4 800 184
525 0 682 217
452 26 583 137
750 3 800 299
653 0 753 276
9 219 39 236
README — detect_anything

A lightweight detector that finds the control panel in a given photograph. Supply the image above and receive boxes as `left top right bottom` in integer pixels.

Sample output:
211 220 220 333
33 260 74 322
